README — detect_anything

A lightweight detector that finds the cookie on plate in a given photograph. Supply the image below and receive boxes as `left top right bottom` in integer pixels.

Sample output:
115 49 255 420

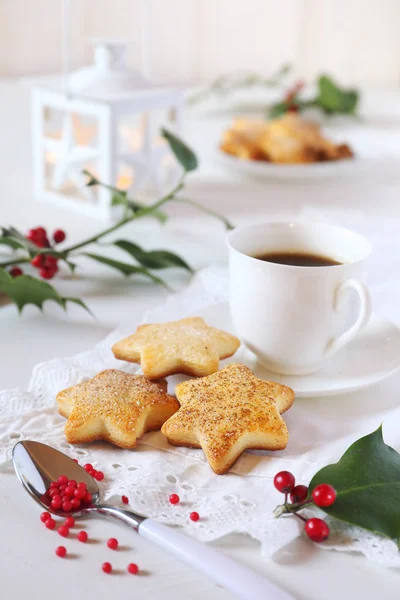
57 369 179 448
161 363 295 475
112 317 240 379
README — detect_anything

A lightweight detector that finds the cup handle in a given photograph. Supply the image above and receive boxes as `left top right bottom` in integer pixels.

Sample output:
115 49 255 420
324 279 372 359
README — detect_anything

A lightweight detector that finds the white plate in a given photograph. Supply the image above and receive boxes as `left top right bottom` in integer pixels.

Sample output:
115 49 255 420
217 125 400 181
196 302 400 398
217 150 362 181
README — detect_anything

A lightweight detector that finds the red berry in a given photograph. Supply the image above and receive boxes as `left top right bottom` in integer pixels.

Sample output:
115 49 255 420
107 538 118 550
72 459 79 463
40 511 51 523
89 469 96 477
312 484 337 508
58 525 70 538
121 495 129 504
39 266 57 279
44 255 58 268
290 485 309 504
273 471 295 493
59 484 67 492
58 475 68 485
169 494 180 505
26 228 46 244
50 482 59 489
84 492 92 504
53 229 66 244
67 480 77 487
189 512 200 522
304 518 330 543
74 487 86 500
51 496 62 510
55 546 67 558
294 80 305 91
26 228 38 241
71 498 81 510
102 562 112 574
64 486 75 497
77 531 88 543
45 518 56 530
65 517 75 528
9 267 23 277
127 563 139 575
31 255 45 268
83 464 93 472
35 237 50 248
77 482 87 490
62 501 72 512
48 488 59 498
94 471 104 481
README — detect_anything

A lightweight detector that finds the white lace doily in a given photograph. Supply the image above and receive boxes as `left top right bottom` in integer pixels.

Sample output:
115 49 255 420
1 264 400 568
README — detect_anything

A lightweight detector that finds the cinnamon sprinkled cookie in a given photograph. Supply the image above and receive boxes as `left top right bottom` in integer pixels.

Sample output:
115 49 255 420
112 317 240 379
57 369 179 448
161 364 295 475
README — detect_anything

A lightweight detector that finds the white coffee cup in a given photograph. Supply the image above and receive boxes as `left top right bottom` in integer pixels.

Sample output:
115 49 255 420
228 222 372 375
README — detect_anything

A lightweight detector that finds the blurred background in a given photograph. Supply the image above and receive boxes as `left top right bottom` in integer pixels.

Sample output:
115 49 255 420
1 0 400 231
1 0 400 362
1 0 399 86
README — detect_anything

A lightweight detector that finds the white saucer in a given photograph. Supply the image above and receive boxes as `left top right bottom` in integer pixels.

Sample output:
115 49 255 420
196 302 400 398
217 150 359 181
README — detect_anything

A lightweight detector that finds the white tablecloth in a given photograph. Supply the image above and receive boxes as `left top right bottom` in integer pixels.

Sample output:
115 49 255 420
2 80 400 600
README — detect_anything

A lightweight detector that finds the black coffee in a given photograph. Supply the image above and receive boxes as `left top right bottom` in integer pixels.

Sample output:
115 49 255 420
254 251 341 267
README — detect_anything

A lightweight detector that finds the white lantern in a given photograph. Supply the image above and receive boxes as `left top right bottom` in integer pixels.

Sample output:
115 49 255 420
32 40 184 220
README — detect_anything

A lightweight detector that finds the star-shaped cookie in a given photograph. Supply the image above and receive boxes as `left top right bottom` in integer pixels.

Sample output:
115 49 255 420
57 369 179 448
112 317 241 379
161 364 295 474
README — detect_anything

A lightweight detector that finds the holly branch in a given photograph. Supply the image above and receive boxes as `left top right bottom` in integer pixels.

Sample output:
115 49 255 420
188 63 291 105
188 65 359 119
0 130 233 314
273 426 400 547
269 74 359 118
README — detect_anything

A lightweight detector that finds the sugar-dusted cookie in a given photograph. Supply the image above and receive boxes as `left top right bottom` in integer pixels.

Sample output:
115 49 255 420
161 363 295 475
112 317 241 380
57 369 179 448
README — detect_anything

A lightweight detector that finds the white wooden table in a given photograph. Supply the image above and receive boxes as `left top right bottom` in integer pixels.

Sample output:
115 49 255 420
2 80 400 600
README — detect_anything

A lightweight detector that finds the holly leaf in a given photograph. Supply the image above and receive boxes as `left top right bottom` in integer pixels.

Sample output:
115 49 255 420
315 75 358 115
162 128 198 172
309 426 400 544
0 236 27 251
82 170 98 187
114 240 193 272
0 269 91 314
1 227 38 255
268 101 290 119
1 226 26 240
84 252 170 289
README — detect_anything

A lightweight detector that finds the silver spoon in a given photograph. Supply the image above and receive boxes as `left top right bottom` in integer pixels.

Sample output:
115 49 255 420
13 440 294 600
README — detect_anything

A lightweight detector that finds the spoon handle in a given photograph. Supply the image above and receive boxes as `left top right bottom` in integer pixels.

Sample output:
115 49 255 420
139 518 294 600
90 505 293 599
89 503 145 529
